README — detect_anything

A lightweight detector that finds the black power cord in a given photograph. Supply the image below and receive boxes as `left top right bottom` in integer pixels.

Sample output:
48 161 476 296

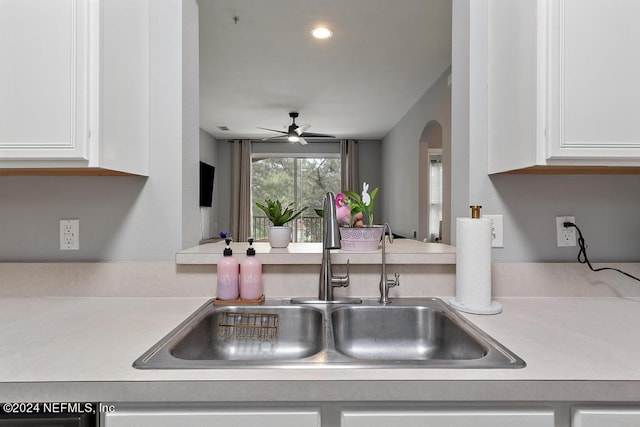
563 221 640 283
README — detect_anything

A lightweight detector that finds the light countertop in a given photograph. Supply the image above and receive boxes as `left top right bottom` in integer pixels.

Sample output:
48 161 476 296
2 296 640 402
176 239 456 265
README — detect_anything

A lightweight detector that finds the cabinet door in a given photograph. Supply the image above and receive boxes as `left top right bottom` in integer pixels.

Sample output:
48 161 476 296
0 0 90 161
341 409 554 427
103 407 320 427
573 407 640 426
548 0 640 160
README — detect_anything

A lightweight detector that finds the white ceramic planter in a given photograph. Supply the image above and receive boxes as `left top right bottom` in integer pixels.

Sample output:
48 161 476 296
267 226 292 248
339 225 384 251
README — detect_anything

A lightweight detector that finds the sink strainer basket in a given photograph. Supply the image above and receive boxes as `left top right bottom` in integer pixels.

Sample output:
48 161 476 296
218 311 279 340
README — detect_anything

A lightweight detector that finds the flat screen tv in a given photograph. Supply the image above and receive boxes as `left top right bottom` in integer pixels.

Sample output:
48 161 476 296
199 161 215 207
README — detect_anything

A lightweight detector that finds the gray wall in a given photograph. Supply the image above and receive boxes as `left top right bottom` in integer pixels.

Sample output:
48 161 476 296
199 129 219 240
356 140 383 225
214 141 232 237
181 0 201 249
382 66 452 241
482 174 640 262
0 0 200 262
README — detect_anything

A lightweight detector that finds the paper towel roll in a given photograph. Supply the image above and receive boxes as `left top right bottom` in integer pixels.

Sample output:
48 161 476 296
450 217 502 315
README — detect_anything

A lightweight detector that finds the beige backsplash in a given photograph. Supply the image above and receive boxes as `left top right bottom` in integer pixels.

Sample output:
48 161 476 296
0 262 639 298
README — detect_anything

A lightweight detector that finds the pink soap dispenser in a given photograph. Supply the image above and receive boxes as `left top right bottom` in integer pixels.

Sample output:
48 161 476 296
240 238 263 300
217 238 239 300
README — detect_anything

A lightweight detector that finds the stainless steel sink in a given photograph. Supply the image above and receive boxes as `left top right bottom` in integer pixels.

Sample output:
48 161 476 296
171 305 323 361
133 298 525 369
331 306 487 361
134 303 324 368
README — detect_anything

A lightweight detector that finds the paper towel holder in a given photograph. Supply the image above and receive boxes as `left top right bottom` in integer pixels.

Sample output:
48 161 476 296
450 205 503 315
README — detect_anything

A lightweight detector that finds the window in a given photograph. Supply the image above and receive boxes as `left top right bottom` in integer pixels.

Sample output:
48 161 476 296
252 155 341 242
428 149 443 242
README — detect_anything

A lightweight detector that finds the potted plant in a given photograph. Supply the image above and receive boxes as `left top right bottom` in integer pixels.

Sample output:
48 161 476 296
255 198 307 248
337 182 383 251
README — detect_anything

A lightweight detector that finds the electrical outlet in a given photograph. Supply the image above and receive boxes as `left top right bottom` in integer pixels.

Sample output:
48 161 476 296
60 219 79 250
483 214 504 248
556 216 576 247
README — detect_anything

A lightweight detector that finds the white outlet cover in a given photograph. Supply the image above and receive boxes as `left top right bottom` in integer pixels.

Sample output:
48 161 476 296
556 216 576 247
60 219 79 250
483 214 504 248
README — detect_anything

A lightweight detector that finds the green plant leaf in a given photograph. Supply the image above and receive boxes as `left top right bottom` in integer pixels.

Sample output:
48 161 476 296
369 186 380 203
350 206 363 216
256 198 307 226
343 190 361 205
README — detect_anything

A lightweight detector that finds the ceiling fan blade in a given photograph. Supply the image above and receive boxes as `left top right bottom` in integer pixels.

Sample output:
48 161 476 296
257 127 287 135
295 124 310 136
259 114 333 143
261 135 287 141
299 132 335 138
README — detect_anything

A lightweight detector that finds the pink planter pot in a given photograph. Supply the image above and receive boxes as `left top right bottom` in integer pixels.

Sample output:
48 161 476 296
339 226 384 251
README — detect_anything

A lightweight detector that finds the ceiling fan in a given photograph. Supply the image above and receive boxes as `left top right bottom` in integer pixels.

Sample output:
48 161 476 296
258 112 335 145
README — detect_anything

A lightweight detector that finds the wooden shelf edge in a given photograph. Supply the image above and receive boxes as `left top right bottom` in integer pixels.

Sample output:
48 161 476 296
492 165 640 175
0 168 144 176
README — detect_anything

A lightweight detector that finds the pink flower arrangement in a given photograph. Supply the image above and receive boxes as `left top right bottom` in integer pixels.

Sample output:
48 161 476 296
335 193 352 225
336 182 379 227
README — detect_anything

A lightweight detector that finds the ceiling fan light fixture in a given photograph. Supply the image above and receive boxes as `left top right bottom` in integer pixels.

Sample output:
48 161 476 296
259 112 334 145
311 26 333 40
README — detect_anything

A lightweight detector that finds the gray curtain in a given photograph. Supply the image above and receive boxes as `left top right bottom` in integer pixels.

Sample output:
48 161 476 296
340 139 359 193
230 139 252 241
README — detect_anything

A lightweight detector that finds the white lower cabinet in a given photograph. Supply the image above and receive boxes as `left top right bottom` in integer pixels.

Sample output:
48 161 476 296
95 403 640 427
572 407 640 426
102 406 321 427
341 408 554 427
102 405 557 427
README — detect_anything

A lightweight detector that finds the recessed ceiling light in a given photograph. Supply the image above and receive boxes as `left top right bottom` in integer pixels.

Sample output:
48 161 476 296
311 26 333 40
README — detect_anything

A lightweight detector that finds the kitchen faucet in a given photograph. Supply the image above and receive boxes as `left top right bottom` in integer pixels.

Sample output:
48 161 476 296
318 192 351 301
292 192 360 304
379 223 400 304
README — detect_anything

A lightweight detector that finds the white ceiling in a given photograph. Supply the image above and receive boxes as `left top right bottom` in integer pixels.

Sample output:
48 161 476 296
199 0 452 141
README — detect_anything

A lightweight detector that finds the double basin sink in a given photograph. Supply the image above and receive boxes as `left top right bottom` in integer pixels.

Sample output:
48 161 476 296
133 298 525 369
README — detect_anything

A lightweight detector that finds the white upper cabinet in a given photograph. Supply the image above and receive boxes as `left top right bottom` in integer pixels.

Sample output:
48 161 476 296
0 0 149 175
488 0 640 173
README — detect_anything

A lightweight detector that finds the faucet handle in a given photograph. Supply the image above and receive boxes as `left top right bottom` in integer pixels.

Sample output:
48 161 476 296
387 272 400 288
331 259 350 288
380 271 400 304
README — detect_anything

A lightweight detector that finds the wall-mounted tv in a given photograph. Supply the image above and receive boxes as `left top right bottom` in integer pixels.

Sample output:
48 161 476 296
199 161 215 207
